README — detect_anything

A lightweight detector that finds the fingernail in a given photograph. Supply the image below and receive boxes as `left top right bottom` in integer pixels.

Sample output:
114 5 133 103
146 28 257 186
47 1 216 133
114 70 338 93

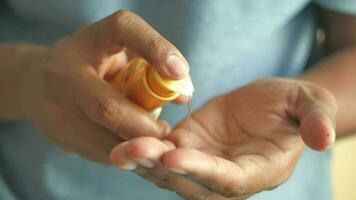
136 159 154 168
328 128 336 145
326 117 336 146
169 168 187 175
158 120 171 136
165 125 172 136
119 161 137 171
166 54 189 78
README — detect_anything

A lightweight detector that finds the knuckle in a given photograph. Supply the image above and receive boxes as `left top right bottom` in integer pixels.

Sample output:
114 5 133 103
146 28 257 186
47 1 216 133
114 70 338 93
315 87 337 108
214 174 247 198
156 174 176 187
302 84 336 105
175 192 201 200
153 172 183 191
146 36 165 55
176 189 211 200
94 98 117 123
219 183 245 198
310 86 332 101
298 84 337 115
113 9 170 60
114 10 136 29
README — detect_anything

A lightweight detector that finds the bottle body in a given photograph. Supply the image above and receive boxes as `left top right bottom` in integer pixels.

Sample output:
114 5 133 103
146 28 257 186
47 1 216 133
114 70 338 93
111 58 189 112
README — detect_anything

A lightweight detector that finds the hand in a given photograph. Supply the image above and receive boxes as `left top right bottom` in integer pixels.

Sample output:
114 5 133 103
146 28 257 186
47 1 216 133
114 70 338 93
111 78 337 199
21 10 189 164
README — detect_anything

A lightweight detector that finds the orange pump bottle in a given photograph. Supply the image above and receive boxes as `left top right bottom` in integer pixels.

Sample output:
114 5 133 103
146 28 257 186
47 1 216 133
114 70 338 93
111 57 194 115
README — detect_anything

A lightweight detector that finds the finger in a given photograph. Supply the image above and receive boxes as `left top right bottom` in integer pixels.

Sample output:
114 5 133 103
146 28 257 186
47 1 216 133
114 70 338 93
300 107 335 151
161 148 267 198
102 51 129 81
138 167 220 200
108 141 139 170
110 137 174 169
74 70 170 140
84 10 189 79
136 166 218 200
293 86 337 151
110 138 228 200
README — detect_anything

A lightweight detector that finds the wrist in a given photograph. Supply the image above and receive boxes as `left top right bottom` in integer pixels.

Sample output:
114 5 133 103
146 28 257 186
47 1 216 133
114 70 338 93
19 44 51 119
0 43 50 120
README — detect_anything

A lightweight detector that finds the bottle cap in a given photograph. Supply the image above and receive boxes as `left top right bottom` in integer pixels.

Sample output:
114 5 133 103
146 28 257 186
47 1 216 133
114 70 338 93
112 57 194 112
152 70 194 96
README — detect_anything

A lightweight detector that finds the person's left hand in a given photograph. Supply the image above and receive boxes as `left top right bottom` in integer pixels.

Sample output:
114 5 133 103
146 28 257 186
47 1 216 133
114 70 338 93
110 78 337 200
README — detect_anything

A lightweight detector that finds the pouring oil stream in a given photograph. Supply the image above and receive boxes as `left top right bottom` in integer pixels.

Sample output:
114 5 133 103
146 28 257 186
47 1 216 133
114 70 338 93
187 94 193 130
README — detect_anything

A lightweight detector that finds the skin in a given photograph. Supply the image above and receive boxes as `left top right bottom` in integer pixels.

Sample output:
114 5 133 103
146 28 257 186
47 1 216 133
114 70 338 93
0 6 356 200
111 78 337 199
0 10 189 163
110 8 356 200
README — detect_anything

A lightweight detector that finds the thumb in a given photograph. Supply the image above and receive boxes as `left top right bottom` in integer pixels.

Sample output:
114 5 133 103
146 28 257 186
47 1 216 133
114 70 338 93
293 85 337 151
300 107 336 151
84 10 189 80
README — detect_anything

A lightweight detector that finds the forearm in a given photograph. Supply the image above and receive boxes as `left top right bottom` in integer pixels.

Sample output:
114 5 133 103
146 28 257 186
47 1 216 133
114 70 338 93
301 46 356 137
0 43 49 120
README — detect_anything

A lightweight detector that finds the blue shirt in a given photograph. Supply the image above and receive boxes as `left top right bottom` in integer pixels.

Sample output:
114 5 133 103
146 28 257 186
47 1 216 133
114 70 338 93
0 0 355 199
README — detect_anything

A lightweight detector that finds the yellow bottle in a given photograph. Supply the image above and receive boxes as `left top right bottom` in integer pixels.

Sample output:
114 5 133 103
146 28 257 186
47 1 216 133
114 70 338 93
111 57 194 117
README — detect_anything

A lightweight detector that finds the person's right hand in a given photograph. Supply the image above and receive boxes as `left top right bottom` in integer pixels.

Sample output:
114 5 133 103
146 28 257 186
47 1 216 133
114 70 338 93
21 10 189 164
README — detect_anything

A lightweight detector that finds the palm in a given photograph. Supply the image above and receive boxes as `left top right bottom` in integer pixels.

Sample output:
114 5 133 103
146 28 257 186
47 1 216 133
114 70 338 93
172 79 304 162
111 78 336 199
165 80 304 194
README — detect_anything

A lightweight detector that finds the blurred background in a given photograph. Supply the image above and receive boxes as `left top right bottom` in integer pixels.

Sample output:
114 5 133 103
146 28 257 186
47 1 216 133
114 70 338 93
333 134 356 200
